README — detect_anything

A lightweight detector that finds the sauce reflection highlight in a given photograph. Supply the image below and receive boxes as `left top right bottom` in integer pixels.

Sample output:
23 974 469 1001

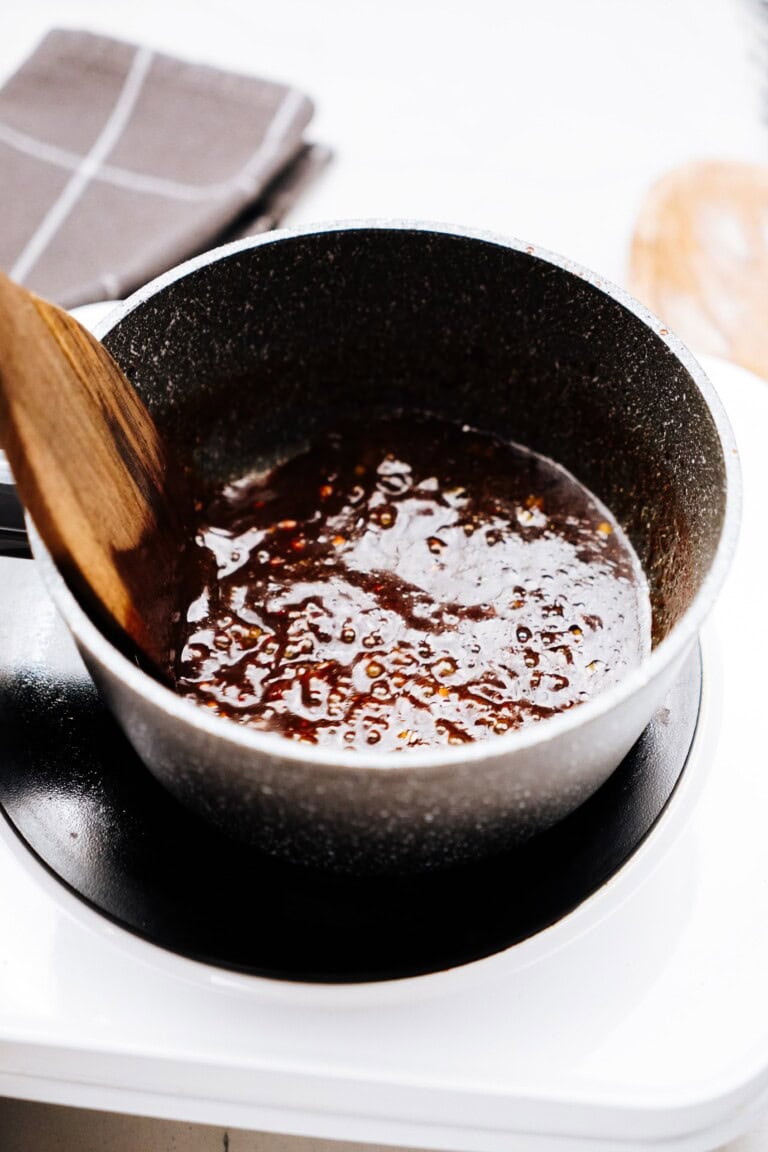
173 415 651 751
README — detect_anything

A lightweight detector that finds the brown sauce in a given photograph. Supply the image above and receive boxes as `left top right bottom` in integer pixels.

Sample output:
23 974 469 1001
172 415 651 751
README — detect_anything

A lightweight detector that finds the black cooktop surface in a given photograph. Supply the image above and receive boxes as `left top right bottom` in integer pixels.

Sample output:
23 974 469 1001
0 559 701 982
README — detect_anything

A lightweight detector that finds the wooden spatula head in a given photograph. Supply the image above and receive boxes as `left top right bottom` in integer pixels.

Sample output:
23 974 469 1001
0 272 184 671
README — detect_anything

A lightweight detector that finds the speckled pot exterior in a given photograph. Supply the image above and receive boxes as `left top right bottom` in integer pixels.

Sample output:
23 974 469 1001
28 222 740 872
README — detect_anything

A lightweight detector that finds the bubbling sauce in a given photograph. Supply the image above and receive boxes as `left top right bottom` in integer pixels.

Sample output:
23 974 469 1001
173 416 651 751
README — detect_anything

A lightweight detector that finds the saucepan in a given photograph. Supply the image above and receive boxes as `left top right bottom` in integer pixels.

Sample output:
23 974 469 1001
15 222 740 871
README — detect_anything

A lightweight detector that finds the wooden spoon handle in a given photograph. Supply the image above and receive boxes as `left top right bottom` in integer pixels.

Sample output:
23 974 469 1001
0 272 182 669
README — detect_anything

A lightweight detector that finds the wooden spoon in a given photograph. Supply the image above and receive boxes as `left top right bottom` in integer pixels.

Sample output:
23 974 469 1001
0 271 184 671
628 159 768 381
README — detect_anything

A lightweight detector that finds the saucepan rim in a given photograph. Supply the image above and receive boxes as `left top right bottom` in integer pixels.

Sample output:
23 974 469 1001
27 219 742 774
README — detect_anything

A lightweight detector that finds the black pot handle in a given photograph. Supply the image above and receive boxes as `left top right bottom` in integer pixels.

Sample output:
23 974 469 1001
0 450 31 557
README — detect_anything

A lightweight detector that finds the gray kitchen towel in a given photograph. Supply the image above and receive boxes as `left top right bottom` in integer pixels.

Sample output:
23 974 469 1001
0 29 324 307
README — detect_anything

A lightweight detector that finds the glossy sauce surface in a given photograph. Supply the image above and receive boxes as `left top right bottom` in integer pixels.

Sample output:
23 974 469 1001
173 416 651 751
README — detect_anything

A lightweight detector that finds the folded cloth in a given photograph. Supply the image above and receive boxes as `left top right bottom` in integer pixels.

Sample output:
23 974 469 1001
0 29 325 308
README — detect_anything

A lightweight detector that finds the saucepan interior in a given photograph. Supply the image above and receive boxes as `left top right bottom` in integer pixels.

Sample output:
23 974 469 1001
103 224 730 648
30 223 738 871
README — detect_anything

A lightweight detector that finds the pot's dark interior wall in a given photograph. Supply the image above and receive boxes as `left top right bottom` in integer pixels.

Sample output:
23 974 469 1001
103 230 728 646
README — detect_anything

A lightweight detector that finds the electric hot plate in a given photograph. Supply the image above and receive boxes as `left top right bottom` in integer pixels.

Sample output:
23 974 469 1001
0 554 700 983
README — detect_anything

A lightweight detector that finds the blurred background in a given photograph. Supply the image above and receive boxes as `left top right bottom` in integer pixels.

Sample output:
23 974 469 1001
1 0 765 287
1 2 767 1149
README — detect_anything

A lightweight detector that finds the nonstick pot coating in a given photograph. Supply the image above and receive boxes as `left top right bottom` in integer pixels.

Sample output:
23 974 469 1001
103 227 727 646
